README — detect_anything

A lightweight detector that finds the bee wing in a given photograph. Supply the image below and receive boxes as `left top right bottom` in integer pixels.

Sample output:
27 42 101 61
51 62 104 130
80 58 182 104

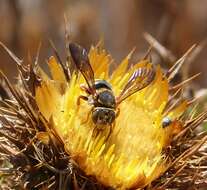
69 43 96 94
116 66 155 104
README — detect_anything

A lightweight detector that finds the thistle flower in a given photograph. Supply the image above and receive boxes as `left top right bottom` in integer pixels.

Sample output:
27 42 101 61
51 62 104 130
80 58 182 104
0 40 207 190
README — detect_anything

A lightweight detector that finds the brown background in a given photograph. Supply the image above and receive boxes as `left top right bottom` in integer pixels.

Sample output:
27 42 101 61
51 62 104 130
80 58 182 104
0 0 207 87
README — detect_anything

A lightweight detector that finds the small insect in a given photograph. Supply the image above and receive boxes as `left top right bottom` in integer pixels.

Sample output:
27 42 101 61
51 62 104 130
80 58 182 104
162 117 172 128
69 43 155 137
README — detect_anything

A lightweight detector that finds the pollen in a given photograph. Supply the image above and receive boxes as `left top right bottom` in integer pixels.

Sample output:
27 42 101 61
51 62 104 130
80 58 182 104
35 45 187 189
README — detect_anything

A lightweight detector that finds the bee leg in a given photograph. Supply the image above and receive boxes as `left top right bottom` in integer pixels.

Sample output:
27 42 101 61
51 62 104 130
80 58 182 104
77 95 88 113
91 127 99 138
77 95 88 106
105 123 114 142
80 84 90 94
116 108 120 118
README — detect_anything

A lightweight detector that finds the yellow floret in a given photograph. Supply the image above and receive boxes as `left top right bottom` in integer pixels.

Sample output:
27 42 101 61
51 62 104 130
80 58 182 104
35 46 187 189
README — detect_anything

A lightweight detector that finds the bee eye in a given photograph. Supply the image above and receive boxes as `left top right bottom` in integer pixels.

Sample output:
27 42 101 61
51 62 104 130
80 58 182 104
162 117 172 128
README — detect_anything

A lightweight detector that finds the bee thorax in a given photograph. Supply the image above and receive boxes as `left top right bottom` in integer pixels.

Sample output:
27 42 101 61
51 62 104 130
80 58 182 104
96 90 116 108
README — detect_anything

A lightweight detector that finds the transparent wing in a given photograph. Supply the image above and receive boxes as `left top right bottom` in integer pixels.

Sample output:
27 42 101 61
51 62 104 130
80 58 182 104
69 43 96 94
116 66 155 104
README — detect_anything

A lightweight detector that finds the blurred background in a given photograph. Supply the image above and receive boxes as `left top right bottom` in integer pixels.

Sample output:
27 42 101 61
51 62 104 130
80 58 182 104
0 0 207 87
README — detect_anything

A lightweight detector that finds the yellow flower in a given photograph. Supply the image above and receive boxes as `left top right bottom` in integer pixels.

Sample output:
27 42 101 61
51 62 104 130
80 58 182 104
35 44 187 189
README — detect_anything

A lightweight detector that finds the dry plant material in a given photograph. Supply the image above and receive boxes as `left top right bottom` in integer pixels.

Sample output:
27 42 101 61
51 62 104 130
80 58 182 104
0 39 206 190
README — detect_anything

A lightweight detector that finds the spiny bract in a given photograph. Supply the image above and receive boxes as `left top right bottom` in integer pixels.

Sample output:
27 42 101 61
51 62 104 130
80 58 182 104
1 41 206 190
35 45 186 189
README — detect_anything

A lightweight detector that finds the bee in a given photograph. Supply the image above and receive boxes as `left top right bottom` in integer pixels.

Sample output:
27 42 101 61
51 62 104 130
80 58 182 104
69 43 155 137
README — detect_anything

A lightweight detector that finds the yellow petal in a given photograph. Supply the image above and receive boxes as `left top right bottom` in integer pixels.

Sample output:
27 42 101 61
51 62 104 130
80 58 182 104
34 46 187 189
48 56 67 83
89 46 110 79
